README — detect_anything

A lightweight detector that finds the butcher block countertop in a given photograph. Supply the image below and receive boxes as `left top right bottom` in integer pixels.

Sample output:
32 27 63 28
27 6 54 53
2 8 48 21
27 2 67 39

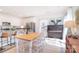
15 32 40 41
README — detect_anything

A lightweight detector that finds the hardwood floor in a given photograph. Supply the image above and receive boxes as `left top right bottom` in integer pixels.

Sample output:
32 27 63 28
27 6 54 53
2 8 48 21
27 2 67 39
3 41 65 53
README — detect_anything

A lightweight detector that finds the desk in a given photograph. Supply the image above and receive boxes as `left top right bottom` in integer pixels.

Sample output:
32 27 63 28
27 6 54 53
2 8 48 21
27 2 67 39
15 32 40 53
66 36 79 53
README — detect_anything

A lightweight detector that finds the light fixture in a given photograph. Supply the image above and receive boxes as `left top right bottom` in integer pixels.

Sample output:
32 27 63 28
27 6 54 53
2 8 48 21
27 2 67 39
21 26 24 28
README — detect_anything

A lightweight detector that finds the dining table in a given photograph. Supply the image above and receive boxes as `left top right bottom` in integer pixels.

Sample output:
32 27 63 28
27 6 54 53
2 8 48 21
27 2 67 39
15 32 40 53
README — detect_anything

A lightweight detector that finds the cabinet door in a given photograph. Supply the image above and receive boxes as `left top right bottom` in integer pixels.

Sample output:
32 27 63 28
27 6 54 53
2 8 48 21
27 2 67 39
48 32 63 39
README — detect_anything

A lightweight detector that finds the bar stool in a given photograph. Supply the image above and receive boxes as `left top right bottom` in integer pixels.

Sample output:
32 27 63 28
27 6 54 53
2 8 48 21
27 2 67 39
12 31 17 44
32 33 45 53
0 32 9 50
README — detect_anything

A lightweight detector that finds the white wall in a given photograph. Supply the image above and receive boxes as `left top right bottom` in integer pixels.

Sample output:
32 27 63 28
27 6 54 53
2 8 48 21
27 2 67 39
21 16 64 33
21 17 39 32
21 17 36 26
0 13 21 26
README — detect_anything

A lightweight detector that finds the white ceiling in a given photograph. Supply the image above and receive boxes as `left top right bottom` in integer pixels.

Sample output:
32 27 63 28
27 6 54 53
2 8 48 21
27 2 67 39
0 6 69 18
